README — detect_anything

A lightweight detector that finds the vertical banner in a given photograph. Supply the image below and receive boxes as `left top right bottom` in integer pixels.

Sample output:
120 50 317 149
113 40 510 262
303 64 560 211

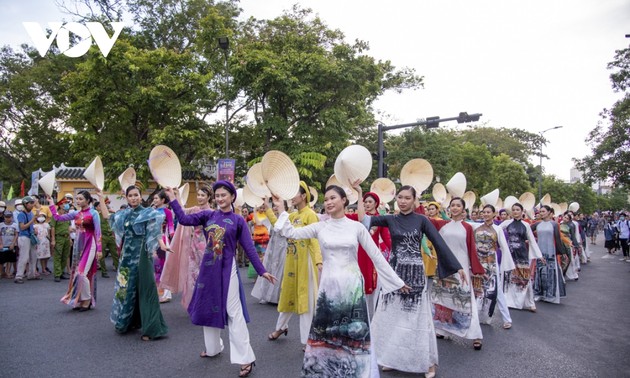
217 159 236 183
29 171 40 195
0 181 3 200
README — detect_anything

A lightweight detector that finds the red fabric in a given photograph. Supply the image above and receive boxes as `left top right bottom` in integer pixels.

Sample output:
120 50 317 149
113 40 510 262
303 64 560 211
20 180 25 197
414 205 425 215
462 221 484 275
429 218 484 275
346 212 392 293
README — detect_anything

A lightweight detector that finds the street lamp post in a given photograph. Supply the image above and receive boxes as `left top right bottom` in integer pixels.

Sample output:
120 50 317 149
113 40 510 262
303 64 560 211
218 37 230 158
538 125 563 202
377 112 482 178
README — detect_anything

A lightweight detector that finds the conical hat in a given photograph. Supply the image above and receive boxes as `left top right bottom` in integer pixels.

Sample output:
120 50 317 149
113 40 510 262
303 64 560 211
569 202 580 212
309 186 318 207
519 192 536 211
400 159 433 194
39 170 56 196
243 185 264 208
540 193 551 206
261 150 300 200
504 196 519 215
245 163 271 198
480 189 500 207
462 191 476 211
526 208 535 220
334 145 372 186
326 174 358 205
446 172 466 198
441 192 452 209
432 183 447 203
370 178 396 203
148 145 181 188
84 156 105 190
234 188 245 208
118 167 136 192
551 203 562 216
178 183 190 205
559 202 568 214
496 197 504 210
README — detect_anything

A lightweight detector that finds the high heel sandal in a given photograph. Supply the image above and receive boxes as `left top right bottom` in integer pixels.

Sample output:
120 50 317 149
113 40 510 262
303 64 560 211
473 339 482 350
268 328 288 341
78 302 92 312
239 361 255 377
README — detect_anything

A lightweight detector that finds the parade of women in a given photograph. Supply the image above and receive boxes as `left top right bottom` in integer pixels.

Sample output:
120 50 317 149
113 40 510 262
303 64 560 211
0 141 619 378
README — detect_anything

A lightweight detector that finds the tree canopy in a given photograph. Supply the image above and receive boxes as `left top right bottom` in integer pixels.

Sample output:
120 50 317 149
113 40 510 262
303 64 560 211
575 45 630 188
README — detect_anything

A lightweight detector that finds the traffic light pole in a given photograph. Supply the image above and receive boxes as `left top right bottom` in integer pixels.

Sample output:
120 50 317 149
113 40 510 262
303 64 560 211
377 113 482 178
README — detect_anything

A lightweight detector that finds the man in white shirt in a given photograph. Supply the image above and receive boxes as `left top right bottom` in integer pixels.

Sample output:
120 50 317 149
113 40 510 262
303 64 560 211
616 212 629 261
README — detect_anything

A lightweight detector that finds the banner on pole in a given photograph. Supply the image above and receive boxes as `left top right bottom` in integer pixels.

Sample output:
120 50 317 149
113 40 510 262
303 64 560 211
217 159 236 183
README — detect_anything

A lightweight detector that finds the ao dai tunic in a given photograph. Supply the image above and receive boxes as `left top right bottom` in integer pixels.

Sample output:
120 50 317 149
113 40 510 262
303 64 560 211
275 214 404 378
434 220 484 340
110 206 168 338
160 206 209 309
171 200 266 329
363 212 462 374
500 219 542 309
531 221 566 303
472 223 514 324
50 206 102 307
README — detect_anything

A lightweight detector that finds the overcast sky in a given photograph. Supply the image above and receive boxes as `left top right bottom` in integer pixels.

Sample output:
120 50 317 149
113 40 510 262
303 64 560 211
2 0 628 181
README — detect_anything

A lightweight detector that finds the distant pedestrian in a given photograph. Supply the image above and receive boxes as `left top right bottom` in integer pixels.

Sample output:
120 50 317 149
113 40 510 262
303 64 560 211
0 211 18 278
14 196 40 284
34 214 51 275
616 212 629 261
603 216 618 254
587 213 599 245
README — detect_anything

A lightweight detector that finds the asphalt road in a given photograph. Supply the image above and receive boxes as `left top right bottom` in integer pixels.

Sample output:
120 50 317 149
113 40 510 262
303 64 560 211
2 234 629 378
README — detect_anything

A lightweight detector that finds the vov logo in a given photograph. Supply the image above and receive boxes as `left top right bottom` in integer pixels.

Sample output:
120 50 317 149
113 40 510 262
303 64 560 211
22 22 125 58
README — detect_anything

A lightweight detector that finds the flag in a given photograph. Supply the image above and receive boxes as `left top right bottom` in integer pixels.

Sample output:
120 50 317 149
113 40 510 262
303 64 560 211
20 179 25 197
7 185 14 200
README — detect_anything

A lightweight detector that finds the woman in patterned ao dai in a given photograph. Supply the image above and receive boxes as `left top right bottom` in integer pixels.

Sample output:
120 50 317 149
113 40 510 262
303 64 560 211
500 203 543 312
531 205 567 303
160 185 213 310
361 186 465 377
472 205 515 329
273 184 410 378
48 190 102 311
432 197 485 350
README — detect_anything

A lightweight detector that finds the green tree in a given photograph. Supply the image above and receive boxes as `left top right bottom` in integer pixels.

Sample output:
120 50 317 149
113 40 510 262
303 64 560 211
230 6 423 186
575 45 630 187
489 154 531 197
0 45 76 185
459 126 543 166
541 175 573 204
449 142 494 195
569 182 597 214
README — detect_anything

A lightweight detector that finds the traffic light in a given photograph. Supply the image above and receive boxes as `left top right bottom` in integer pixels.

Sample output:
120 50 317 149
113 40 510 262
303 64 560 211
426 116 440 128
457 112 481 123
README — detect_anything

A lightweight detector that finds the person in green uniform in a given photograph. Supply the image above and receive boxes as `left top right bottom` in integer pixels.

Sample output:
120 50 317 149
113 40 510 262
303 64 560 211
95 201 119 278
51 204 72 282
97 187 168 341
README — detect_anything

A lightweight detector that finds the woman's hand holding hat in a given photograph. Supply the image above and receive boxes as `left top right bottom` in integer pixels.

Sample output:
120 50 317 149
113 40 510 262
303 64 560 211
164 187 176 201
46 195 54 206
